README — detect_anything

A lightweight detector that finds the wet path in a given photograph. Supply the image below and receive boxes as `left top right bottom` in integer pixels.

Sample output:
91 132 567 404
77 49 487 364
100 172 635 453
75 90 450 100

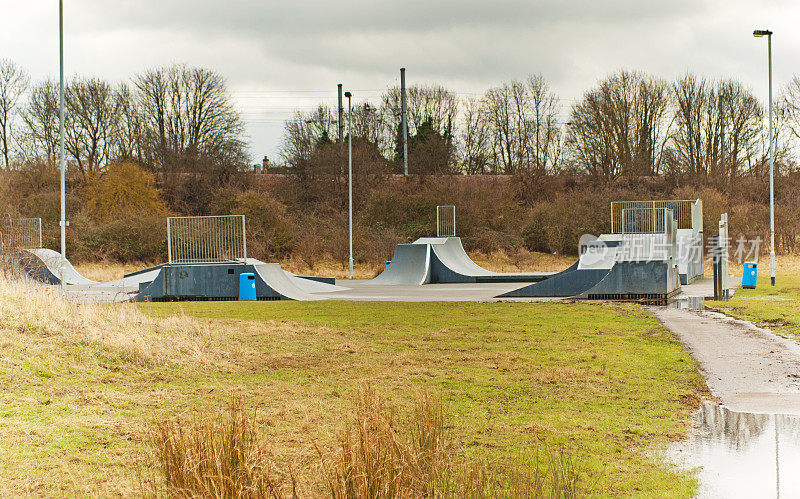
651 307 800 414
669 403 800 498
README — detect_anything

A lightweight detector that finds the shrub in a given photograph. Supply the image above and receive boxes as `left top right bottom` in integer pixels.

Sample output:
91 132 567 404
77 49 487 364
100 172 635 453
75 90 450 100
84 161 168 223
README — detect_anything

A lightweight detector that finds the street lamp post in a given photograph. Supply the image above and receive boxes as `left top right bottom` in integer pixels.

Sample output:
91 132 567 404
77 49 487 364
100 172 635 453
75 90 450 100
345 91 353 280
754 28 775 286
59 0 67 292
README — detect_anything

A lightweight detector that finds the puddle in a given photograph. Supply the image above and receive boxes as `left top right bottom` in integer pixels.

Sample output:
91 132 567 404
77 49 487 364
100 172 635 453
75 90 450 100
668 296 705 310
668 403 800 497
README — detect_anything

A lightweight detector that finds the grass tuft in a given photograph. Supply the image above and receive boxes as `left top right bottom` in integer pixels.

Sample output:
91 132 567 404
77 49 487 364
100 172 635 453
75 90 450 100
319 387 580 498
151 399 291 498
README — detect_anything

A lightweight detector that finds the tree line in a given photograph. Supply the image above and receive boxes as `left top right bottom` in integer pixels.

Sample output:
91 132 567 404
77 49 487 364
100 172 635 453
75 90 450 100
4 56 800 188
0 59 247 213
283 71 800 181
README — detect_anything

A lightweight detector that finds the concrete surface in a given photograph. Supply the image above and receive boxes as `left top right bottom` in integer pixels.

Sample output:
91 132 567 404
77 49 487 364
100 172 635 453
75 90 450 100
328 279 547 301
652 307 800 415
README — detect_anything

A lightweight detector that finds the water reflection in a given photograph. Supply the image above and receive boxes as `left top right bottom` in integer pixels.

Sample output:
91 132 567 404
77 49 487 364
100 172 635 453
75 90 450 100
669 403 800 498
668 296 705 310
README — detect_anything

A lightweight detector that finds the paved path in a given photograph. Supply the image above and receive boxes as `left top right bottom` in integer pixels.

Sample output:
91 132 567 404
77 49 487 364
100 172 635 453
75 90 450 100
652 307 800 415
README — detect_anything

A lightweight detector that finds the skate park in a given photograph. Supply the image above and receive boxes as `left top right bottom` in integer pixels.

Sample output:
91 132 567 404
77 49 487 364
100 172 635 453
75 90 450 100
9 198 737 304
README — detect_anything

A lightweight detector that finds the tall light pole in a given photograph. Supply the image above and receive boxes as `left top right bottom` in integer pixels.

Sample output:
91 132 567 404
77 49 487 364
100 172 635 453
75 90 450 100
58 0 67 290
345 91 353 280
754 28 775 286
400 68 408 177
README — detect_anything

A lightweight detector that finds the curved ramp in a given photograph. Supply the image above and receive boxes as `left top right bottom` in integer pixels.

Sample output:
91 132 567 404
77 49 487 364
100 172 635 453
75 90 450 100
21 248 95 285
495 240 618 298
253 264 332 300
369 244 431 285
428 237 552 283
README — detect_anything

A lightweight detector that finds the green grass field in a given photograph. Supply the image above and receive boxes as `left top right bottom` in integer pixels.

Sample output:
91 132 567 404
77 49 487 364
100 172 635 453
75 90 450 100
708 269 800 341
0 278 708 496
140 300 707 496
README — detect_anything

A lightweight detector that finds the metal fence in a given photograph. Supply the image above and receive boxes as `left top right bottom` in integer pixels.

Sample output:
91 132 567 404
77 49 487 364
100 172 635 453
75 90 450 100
0 217 42 250
167 215 247 264
436 205 456 237
620 208 672 235
612 199 701 233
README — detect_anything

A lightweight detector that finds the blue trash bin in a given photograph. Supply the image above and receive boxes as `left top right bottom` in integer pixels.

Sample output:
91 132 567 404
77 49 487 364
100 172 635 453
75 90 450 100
742 262 757 289
239 273 257 300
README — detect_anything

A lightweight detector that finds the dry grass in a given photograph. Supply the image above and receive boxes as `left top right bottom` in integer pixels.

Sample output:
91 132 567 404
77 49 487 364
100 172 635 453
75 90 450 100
151 399 289 498
73 261 159 282
0 276 226 368
470 249 575 273
319 387 452 498
151 388 578 498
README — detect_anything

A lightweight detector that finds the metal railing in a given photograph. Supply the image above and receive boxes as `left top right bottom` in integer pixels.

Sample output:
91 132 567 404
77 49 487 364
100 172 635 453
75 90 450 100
436 205 456 237
620 208 673 235
611 199 702 233
167 215 247 264
0 217 42 250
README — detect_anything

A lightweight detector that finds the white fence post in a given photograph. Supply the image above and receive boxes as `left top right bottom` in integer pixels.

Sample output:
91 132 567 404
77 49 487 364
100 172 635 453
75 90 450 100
436 205 456 237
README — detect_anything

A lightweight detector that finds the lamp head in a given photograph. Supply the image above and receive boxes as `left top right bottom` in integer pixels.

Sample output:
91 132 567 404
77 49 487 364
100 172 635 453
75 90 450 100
753 29 773 37
344 91 352 98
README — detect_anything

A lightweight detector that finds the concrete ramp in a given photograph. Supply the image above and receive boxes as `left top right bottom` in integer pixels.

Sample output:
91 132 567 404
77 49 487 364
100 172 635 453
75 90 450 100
422 237 552 284
497 268 610 298
369 244 431 285
21 248 95 285
253 264 331 300
495 239 618 298
581 260 680 302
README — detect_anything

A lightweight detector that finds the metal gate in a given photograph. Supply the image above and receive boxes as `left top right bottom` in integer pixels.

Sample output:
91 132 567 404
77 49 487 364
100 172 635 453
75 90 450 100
167 215 247 264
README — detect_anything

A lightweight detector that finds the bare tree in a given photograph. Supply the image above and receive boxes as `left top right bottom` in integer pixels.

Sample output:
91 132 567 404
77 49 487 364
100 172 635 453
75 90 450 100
382 84 459 169
566 71 671 180
114 82 142 161
279 105 337 167
670 75 763 179
484 83 516 173
382 84 458 137
64 77 122 177
22 80 60 162
135 64 245 172
460 97 492 174
482 75 562 175
0 59 29 169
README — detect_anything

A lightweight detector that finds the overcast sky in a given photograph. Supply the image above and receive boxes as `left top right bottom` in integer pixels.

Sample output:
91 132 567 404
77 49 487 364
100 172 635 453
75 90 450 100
2 0 798 164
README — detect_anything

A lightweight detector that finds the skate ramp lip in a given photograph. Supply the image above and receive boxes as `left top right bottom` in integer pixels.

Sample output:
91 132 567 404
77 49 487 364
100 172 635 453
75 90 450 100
23 248 95 285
